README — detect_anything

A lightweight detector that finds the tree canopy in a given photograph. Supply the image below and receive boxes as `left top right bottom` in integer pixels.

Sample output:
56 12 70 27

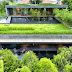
62 0 72 10
34 58 58 72
52 46 72 71
29 0 42 4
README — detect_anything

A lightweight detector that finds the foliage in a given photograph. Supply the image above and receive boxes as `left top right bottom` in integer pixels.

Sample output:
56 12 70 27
30 8 41 21
42 8 46 21
52 46 72 71
34 58 58 72
30 9 37 21
29 0 42 4
0 49 21 72
0 60 3 72
21 51 39 72
15 3 59 6
0 1 9 16
53 8 72 26
62 0 72 10
47 12 50 18
14 66 31 72
1 1 9 7
36 10 41 21
7 0 16 2
63 64 72 72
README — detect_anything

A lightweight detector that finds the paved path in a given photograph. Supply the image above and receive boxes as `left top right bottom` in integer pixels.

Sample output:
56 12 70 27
0 34 72 43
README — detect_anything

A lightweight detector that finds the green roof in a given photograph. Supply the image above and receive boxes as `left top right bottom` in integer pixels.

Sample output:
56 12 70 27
14 3 59 6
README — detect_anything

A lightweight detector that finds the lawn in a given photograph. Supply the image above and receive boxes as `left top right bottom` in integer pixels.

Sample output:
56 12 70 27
0 24 72 34
11 3 59 6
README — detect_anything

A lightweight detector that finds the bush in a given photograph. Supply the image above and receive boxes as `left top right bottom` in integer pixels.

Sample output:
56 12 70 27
0 49 21 72
53 8 72 26
63 64 72 72
52 46 72 71
21 51 39 72
0 60 3 72
42 8 46 21
34 58 58 72
30 8 41 21
14 66 31 72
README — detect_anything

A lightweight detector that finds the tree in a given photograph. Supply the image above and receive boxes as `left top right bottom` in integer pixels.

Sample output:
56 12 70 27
14 66 31 72
36 10 41 21
1 1 9 7
0 49 21 72
53 8 72 27
29 0 42 4
34 58 58 72
30 8 41 21
0 1 9 13
63 64 72 72
21 51 39 72
52 46 72 71
7 0 15 2
42 8 46 21
62 0 72 10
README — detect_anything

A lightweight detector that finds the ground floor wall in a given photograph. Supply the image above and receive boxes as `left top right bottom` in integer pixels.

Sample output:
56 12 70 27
0 43 71 59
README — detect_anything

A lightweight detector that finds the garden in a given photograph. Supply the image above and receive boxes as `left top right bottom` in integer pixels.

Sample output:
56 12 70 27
0 46 72 72
0 24 72 34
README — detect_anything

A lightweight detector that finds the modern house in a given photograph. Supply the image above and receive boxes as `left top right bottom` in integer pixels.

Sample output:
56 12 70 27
5 4 68 23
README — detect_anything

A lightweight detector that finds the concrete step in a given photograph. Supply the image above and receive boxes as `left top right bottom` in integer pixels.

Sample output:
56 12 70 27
6 16 11 25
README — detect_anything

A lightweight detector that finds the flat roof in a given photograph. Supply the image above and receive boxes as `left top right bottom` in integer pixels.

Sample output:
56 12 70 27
0 34 72 44
5 5 68 8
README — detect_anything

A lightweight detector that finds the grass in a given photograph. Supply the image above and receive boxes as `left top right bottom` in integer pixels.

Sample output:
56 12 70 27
13 3 59 6
0 24 72 34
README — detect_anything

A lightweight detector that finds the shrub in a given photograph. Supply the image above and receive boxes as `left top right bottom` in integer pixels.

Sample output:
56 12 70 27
52 46 72 71
34 58 58 72
0 60 3 72
63 64 72 72
0 49 21 72
14 66 31 72
21 51 39 72
42 8 46 21
53 8 72 26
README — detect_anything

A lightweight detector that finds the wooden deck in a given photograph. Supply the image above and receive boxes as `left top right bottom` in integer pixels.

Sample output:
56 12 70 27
9 15 55 17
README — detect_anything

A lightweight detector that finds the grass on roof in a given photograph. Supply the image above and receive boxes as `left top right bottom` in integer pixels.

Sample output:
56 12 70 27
15 3 59 6
0 24 72 34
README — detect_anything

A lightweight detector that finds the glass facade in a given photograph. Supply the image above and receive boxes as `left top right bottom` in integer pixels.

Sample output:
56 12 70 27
8 8 54 16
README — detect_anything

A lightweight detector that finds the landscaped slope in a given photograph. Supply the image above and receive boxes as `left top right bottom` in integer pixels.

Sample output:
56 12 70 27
0 24 72 34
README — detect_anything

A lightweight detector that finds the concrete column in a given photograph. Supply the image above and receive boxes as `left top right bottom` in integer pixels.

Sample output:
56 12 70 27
5 7 9 17
0 44 2 50
24 8 27 15
66 7 67 9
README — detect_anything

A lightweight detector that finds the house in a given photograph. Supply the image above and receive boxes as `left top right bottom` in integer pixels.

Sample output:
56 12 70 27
5 4 67 17
5 4 67 24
